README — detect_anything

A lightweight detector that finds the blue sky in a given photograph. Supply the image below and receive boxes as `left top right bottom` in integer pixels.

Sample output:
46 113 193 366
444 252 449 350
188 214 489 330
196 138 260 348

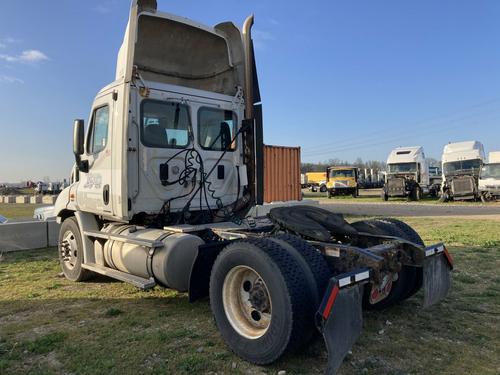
1 0 500 181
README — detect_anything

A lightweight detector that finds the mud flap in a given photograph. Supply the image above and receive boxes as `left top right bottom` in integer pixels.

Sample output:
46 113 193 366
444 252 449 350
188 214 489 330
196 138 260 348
422 244 453 308
317 270 367 375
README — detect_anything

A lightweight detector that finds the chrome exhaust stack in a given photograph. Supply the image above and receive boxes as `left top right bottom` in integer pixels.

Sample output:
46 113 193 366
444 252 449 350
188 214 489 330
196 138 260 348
242 14 255 120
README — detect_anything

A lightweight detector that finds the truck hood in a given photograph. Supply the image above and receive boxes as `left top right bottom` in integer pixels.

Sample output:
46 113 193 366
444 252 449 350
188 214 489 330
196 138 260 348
116 0 245 96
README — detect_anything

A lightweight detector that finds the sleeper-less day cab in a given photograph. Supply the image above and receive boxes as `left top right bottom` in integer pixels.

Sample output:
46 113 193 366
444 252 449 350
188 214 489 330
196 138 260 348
54 1 453 374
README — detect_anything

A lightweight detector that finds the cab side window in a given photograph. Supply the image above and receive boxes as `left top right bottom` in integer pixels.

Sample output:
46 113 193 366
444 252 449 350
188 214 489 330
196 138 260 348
88 106 109 154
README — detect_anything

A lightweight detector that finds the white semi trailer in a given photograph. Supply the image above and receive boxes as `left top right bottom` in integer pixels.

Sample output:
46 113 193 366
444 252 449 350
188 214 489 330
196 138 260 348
52 1 452 373
382 146 431 201
479 151 500 202
441 141 485 201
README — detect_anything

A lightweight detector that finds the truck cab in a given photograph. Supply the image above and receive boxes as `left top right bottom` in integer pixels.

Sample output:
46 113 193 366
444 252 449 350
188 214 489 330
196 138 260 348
382 146 429 201
55 1 262 226
441 141 485 201
479 151 500 202
326 166 359 198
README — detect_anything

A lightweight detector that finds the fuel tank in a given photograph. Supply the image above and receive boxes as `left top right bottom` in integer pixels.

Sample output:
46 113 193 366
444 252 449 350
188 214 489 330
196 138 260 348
101 224 204 292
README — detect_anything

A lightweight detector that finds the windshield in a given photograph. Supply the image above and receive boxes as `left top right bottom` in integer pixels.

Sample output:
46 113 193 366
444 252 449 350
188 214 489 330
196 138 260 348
443 159 482 175
329 169 354 178
480 164 500 179
387 163 417 173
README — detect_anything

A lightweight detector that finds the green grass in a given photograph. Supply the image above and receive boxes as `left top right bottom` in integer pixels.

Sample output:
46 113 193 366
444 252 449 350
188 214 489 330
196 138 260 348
0 203 47 219
0 218 499 374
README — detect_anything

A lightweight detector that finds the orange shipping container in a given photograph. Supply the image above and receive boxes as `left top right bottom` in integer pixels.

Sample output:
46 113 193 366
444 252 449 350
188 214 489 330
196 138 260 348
263 145 301 203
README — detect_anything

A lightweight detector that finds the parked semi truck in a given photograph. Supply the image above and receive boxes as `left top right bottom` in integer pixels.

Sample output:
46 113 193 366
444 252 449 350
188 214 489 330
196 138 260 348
440 141 485 201
479 151 500 202
326 166 358 198
53 2 452 373
382 146 430 201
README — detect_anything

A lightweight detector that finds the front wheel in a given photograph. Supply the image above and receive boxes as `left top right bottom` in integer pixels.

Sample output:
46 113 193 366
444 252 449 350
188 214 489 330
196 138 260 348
319 184 327 193
58 217 93 282
352 188 359 198
210 239 316 365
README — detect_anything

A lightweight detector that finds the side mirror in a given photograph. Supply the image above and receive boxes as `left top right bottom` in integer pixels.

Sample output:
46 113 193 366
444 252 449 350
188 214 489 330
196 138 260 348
73 119 85 156
73 119 88 173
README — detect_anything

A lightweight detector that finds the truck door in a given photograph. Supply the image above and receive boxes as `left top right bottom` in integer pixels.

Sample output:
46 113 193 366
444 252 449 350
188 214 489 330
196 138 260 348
77 94 114 216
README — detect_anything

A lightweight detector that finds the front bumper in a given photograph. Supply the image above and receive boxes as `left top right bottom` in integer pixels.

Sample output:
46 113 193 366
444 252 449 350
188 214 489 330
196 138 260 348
316 243 453 374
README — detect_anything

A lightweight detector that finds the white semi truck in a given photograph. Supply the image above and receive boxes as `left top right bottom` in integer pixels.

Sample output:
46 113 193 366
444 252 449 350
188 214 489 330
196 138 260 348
440 141 485 201
53 1 452 373
382 146 433 201
479 151 500 202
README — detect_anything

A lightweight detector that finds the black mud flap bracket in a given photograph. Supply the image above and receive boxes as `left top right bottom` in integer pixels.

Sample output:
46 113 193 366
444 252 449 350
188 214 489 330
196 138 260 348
422 243 453 308
316 268 369 375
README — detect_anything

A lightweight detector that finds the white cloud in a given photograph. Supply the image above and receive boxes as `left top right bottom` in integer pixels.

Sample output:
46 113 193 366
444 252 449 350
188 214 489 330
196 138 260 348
19 49 49 62
0 49 49 63
0 53 17 62
0 75 24 84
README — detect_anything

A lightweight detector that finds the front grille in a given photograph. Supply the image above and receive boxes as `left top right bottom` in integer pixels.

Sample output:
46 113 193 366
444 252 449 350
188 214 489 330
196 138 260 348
387 177 405 191
451 177 475 195
334 180 349 187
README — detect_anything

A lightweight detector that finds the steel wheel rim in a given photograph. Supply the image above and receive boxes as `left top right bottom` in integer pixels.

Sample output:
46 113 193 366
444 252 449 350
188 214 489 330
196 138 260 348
60 230 78 270
222 265 272 339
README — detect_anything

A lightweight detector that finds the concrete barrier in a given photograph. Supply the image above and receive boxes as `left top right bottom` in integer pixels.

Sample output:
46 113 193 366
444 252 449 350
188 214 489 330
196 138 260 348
4 196 15 203
0 219 61 252
16 195 29 204
0 221 48 251
47 220 60 247
42 195 57 204
30 196 43 204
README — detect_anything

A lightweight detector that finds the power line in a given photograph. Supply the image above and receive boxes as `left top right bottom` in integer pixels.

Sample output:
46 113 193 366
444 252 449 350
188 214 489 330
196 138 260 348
302 112 500 159
302 108 500 157
301 98 500 152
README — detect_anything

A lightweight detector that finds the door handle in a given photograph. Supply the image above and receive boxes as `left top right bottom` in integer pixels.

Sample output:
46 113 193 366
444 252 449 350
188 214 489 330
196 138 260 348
103 184 110 205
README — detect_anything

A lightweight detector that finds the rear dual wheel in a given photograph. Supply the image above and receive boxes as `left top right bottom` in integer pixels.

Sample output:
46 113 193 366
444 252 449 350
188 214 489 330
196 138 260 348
351 218 423 309
210 236 330 365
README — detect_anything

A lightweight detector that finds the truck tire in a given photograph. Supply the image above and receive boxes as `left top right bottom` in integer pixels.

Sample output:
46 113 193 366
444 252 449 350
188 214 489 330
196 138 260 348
352 188 359 198
375 218 424 300
350 219 416 310
414 187 422 201
439 191 450 202
58 217 93 282
209 238 316 365
320 184 327 193
272 234 331 298
381 190 388 201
